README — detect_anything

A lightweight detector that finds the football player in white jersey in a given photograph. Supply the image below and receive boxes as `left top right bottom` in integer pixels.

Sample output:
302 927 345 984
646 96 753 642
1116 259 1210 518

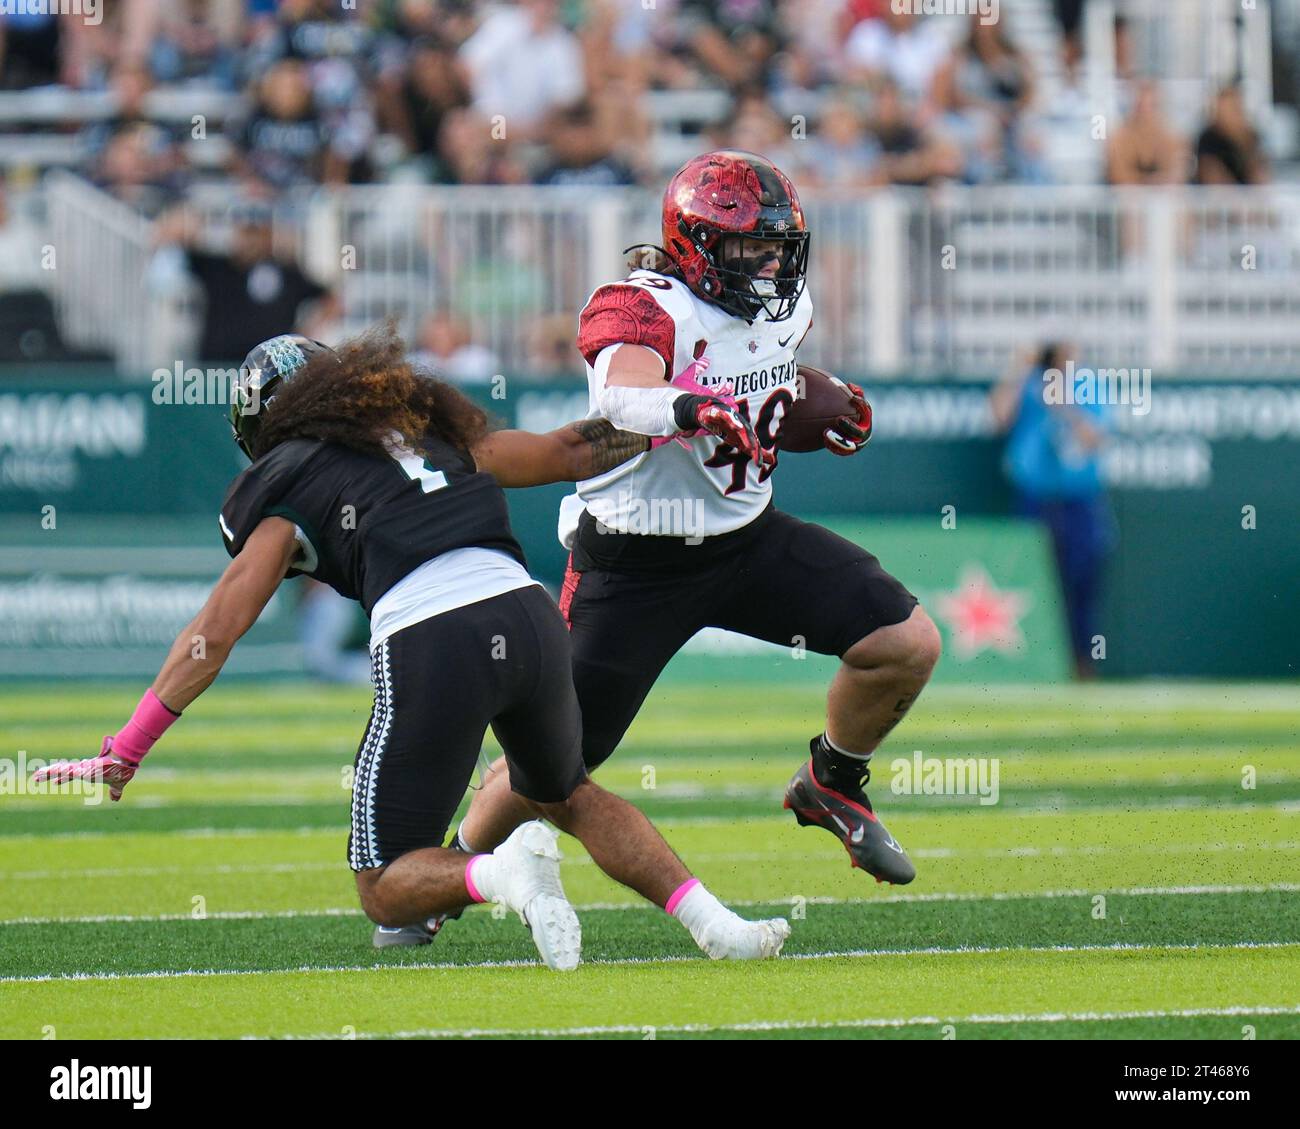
460 150 942 885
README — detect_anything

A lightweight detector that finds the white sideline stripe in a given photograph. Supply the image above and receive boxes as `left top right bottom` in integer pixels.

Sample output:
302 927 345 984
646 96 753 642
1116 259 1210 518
3 881 1298 926
568 840 1300 865
3 940 1297 985
2 860 341 881
2 798 1297 842
0 795 346 813
279 1004 1300 1040
0 827 323 844
4 791 1294 815
4 837 1299 880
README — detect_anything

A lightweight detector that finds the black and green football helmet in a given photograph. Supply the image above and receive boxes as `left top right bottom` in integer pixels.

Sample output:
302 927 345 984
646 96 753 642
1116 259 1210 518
230 334 336 460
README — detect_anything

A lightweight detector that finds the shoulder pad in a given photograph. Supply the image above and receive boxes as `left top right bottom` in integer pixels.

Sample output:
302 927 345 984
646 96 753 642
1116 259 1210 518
218 439 322 557
578 279 686 374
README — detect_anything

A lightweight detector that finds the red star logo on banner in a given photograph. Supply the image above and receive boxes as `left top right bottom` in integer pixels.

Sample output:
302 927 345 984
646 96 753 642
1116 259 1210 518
934 564 1032 660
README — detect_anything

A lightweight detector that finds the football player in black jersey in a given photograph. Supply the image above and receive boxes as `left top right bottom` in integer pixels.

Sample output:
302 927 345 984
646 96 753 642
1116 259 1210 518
34 328 789 969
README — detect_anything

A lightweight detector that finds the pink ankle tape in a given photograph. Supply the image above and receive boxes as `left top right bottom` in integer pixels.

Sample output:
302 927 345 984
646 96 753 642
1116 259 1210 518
110 689 180 765
664 877 700 917
464 856 489 903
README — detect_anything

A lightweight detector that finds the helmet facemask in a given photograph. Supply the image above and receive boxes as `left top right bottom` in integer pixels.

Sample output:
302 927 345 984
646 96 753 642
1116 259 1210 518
682 222 809 323
229 364 281 460
716 229 809 322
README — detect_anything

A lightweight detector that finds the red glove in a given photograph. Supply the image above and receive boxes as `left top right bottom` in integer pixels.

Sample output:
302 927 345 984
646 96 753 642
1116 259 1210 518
824 379 872 456
674 394 775 469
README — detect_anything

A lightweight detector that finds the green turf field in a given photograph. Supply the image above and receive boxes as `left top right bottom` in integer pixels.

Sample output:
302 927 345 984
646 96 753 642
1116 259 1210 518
1 677 1298 1040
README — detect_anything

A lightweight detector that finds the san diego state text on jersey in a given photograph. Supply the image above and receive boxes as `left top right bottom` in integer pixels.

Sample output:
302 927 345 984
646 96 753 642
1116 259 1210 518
562 269 813 544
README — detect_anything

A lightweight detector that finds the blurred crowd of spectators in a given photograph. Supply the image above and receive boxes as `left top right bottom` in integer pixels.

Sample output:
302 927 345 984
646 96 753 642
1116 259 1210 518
0 0 1281 375
1105 80 1269 187
0 0 1275 217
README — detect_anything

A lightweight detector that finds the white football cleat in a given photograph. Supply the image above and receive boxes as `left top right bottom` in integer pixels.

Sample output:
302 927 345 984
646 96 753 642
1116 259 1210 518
696 916 791 961
481 822 581 972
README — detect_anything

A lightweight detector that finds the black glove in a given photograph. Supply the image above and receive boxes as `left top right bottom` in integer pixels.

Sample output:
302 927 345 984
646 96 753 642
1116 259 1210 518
673 394 771 467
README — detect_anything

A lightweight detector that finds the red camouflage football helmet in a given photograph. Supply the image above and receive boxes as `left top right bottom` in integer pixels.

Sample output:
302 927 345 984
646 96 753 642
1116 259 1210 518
659 149 810 323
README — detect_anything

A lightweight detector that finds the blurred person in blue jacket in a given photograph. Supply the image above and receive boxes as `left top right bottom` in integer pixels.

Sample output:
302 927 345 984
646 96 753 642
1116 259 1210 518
992 342 1115 679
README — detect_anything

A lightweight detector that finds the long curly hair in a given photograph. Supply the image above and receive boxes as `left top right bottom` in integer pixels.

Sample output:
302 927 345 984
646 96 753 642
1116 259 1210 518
625 244 683 278
250 323 489 461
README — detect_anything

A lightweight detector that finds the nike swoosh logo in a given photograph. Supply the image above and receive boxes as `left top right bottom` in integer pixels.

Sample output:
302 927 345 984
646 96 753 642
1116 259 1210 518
850 825 866 844
778 333 795 348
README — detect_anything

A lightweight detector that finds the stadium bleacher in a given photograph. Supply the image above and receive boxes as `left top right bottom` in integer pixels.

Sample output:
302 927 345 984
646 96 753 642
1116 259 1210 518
0 0 1297 377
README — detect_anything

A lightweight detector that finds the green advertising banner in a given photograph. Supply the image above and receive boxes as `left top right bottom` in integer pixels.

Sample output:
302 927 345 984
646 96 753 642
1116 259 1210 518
0 380 243 517
657 516 1072 688
501 380 1300 680
0 373 1295 679
0 517 304 679
831 517 1073 682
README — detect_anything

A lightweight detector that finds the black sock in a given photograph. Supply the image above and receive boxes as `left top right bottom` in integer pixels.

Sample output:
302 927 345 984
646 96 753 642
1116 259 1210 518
812 733 872 789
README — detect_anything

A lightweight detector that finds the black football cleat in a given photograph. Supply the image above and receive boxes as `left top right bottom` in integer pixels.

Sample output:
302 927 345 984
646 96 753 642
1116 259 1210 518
784 738 916 885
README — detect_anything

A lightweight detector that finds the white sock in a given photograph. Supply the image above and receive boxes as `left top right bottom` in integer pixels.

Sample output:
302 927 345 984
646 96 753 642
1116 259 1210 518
667 880 739 948
453 824 477 854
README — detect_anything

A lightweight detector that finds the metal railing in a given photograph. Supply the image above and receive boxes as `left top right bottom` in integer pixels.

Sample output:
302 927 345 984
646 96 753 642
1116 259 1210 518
44 172 159 374
34 177 1300 379
1086 0 1274 131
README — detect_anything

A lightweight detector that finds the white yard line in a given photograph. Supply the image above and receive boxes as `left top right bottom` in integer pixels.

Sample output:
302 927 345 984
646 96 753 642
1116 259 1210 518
279 1003 1300 1040
0 788 1290 815
3 939 1297 985
2 797 1296 843
3 881 1299 926
2 860 341 880
4 838 1298 882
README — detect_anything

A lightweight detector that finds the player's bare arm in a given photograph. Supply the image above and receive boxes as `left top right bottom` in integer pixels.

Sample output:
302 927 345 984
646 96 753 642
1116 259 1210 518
603 342 670 387
471 418 650 487
30 515 298 802
151 516 300 710
565 418 653 479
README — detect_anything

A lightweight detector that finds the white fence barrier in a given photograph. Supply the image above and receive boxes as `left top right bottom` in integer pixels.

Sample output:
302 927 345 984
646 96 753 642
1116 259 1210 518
37 178 1300 379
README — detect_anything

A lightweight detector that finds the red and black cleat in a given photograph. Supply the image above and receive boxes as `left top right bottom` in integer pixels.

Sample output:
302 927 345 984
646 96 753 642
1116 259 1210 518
784 738 916 885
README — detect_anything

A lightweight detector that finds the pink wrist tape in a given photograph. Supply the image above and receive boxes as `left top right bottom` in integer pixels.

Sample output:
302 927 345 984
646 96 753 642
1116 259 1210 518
664 877 700 916
110 689 180 765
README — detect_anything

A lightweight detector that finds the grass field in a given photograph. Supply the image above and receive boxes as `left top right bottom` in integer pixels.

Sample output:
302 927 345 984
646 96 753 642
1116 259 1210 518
2 676 1298 1040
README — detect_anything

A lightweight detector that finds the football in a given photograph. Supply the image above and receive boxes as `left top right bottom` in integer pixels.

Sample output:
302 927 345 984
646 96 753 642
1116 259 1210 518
778 365 856 452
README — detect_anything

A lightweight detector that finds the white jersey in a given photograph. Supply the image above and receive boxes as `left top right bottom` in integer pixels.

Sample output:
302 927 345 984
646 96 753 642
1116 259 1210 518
559 269 813 547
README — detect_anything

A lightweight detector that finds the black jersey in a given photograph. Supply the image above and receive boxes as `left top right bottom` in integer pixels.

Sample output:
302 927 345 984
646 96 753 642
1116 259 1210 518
218 436 526 614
